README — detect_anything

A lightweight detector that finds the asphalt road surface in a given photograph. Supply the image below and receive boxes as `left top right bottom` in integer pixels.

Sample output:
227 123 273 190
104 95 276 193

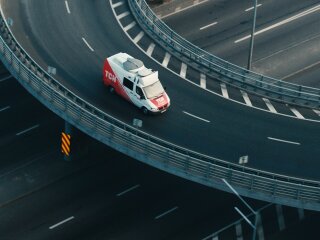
164 0 320 87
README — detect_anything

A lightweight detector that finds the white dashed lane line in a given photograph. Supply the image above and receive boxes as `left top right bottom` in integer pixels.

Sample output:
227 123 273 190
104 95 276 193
235 4 320 43
16 124 40 136
154 206 178 220
0 75 12 82
200 21 218 30
123 21 136 32
49 216 75 230
161 0 209 19
267 137 300 145
65 1 71 14
82 37 94 52
0 106 10 112
245 4 262 12
263 98 277 113
162 52 171 67
116 184 140 197
146 43 155 56
183 111 210 123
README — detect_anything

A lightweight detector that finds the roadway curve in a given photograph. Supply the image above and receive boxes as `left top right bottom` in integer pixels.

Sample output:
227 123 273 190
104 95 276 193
1 0 320 182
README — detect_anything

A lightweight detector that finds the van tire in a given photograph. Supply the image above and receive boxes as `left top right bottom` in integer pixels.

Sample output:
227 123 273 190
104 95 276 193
109 86 115 94
142 107 148 115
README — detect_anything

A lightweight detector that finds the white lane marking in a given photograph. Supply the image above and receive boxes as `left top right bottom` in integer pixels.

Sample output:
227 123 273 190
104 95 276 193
117 11 130 20
289 107 305 119
313 109 320 117
0 106 10 112
263 98 277 113
200 21 218 30
109 0 320 124
112 1 124 8
267 137 300 145
212 237 219 240
180 63 187 78
123 21 136 31
200 73 206 89
162 52 171 67
161 0 209 19
49 216 75 230
245 4 262 12
276 204 286 231
64 1 71 14
154 206 178 220
235 223 243 240
175 6 182 12
240 90 252 106
146 43 155 56
0 75 12 82
82 37 94 52
282 60 320 80
235 4 320 43
298 208 305 220
16 124 40 136
133 31 144 43
116 184 140 197
220 83 229 98
183 111 210 123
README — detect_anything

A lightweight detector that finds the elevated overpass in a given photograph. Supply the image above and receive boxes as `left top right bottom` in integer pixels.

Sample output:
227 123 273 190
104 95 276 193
0 0 320 210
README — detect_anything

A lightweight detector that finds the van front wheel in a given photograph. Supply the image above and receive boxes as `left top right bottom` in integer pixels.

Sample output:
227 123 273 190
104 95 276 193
142 107 148 115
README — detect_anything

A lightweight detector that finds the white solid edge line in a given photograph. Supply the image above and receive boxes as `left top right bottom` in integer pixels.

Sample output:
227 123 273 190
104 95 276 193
245 4 262 12
109 0 320 123
16 124 40 136
267 137 301 145
161 0 209 19
49 216 75 230
236 4 320 43
0 105 10 112
154 206 178 220
65 1 71 14
82 37 94 52
183 111 210 123
200 21 217 30
116 184 140 197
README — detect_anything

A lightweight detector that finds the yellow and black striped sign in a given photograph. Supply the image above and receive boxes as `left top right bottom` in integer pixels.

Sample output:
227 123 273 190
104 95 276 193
61 132 71 156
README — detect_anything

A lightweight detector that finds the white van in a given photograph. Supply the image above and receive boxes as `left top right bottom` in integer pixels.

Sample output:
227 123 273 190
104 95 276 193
103 53 170 114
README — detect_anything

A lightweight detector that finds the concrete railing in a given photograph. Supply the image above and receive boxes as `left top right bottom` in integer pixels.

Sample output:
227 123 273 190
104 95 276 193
129 0 320 109
1 4 320 211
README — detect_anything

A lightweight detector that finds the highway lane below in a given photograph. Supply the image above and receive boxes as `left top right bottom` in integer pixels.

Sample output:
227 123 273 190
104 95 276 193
164 0 320 87
1 0 320 182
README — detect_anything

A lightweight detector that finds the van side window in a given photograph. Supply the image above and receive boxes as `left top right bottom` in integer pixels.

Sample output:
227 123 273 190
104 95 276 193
123 78 133 90
136 87 144 98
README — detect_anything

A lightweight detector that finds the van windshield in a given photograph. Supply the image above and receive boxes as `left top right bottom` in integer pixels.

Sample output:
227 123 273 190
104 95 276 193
143 81 164 99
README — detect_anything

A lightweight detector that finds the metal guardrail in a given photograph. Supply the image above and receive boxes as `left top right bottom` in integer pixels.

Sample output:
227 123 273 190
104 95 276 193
129 0 320 109
1 4 320 211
